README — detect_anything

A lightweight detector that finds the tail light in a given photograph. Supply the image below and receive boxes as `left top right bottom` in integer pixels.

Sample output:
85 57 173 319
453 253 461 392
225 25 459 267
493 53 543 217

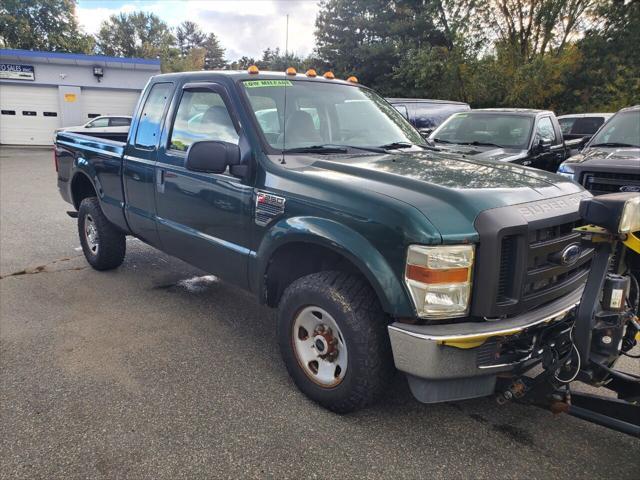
53 148 59 172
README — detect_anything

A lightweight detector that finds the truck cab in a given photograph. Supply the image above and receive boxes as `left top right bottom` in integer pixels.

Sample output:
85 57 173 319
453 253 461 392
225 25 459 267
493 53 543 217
55 69 599 411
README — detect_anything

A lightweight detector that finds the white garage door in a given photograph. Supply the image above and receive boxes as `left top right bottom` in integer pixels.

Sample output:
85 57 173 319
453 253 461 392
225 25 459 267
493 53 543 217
0 84 60 145
81 88 140 121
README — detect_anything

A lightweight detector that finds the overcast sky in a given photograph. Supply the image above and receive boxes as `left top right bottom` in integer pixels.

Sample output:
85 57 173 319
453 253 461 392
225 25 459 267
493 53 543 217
76 0 321 60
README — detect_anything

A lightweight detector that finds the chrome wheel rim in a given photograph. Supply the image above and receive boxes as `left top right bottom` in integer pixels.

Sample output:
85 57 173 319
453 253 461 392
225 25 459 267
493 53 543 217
84 214 99 255
292 306 348 387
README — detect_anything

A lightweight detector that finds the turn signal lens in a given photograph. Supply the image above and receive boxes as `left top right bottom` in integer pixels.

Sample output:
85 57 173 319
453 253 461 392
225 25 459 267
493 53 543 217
305 69 317 77
405 245 475 319
248 65 259 74
323 71 335 79
286 67 297 75
346 76 358 83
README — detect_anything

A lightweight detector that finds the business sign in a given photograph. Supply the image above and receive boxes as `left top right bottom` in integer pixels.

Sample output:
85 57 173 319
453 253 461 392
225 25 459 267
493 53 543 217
0 64 35 81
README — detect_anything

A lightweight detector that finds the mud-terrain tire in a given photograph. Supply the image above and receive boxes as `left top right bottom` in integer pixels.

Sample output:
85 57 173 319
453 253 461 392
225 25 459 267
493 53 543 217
277 271 394 413
78 197 126 271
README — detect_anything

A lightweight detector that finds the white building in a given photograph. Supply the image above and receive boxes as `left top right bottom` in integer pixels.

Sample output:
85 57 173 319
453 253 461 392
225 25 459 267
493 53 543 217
0 49 161 145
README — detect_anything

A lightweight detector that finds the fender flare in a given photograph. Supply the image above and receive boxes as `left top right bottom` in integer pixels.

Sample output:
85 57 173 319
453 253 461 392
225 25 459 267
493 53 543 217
69 159 100 208
251 216 414 317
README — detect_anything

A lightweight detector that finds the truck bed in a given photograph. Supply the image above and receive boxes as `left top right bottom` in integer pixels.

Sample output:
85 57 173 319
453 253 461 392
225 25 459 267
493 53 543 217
56 131 126 158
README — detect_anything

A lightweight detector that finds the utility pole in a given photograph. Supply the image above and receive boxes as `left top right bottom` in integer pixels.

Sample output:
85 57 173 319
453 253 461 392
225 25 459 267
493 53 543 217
285 14 289 59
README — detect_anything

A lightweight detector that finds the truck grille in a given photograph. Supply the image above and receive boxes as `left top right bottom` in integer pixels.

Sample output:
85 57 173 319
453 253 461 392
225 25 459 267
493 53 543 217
496 221 592 310
581 171 640 195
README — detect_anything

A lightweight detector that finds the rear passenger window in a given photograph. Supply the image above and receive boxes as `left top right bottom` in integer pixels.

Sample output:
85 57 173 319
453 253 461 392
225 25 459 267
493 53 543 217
169 90 238 152
135 83 172 149
571 117 604 135
109 117 131 127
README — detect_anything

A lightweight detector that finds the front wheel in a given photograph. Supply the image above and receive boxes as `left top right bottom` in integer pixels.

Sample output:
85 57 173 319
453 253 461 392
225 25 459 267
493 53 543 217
78 197 126 270
277 271 394 413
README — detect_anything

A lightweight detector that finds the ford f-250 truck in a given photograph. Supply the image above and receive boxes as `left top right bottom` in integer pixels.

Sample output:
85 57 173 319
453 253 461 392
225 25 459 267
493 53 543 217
55 69 597 413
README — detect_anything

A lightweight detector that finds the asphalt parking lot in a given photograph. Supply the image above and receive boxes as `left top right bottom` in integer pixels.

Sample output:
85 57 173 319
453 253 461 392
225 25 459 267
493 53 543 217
1 146 638 479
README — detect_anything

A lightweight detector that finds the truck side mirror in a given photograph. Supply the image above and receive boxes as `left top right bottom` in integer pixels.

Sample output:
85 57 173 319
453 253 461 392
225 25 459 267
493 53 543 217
185 141 240 174
535 138 552 153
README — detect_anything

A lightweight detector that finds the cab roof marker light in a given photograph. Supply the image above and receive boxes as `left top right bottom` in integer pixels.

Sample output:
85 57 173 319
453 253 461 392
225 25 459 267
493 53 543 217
305 69 317 77
346 76 358 83
323 71 335 79
285 67 297 76
247 65 259 74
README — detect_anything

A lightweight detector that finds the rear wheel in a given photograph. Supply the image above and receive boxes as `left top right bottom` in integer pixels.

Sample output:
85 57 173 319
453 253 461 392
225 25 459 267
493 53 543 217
277 271 394 413
78 197 126 270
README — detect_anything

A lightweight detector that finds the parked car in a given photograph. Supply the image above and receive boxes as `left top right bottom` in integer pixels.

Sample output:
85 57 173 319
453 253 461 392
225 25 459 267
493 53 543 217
386 98 470 137
56 70 595 412
557 105 639 193
557 113 613 140
429 108 584 171
55 115 131 142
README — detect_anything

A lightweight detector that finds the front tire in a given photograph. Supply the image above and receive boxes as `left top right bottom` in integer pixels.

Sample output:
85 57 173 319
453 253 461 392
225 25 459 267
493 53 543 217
78 197 126 270
277 271 394 413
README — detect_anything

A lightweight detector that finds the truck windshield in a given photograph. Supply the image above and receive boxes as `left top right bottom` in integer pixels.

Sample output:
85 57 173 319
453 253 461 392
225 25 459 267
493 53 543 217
431 113 534 149
589 110 640 148
242 79 425 151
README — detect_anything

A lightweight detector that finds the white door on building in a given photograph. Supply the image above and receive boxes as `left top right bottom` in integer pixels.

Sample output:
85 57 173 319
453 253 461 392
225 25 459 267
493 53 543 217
81 88 140 122
0 84 60 145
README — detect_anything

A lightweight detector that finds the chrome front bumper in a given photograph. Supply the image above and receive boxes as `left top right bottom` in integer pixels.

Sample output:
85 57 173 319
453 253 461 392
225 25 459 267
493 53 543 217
388 288 582 403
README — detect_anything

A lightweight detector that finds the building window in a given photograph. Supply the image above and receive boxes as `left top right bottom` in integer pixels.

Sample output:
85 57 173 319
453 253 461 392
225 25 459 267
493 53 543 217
22 111 37 116
87 113 101 118
1 110 16 115
43 112 58 117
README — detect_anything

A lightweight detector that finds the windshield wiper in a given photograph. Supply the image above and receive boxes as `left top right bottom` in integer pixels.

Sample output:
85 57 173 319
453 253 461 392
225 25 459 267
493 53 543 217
589 142 638 148
432 138 454 144
378 141 428 150
458 141 505 148
282 145 348 154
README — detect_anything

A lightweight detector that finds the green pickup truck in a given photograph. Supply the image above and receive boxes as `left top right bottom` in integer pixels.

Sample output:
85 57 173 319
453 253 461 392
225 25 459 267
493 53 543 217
55 69 595 412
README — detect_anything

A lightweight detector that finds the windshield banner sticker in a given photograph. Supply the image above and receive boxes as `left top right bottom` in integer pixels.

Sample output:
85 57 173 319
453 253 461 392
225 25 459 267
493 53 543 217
244 80 293 88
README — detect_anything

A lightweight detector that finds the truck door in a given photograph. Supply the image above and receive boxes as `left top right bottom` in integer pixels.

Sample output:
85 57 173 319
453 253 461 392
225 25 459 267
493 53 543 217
123 82 174 246
154 82 254 288
530 115 563 171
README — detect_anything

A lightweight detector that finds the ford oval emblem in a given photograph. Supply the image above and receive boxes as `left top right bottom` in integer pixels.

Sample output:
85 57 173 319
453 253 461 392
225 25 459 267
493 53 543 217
560 243 581 266
620 185 640 193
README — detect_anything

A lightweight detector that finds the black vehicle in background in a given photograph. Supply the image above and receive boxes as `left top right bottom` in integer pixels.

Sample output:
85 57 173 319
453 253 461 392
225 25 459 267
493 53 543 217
558 113 613 140
557 105 639 194
428 108 583 172
386 98 470 137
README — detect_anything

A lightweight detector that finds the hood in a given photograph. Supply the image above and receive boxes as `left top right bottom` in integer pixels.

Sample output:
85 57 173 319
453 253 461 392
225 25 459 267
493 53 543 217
433 143 529 163
565 146 640 169
281 150 585 241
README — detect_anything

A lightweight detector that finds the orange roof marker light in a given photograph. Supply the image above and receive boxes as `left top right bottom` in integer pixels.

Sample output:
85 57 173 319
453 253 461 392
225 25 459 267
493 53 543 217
346 76 358 83
323 71 335 79
305 69 317 77
247 65 259 74
285 67 297 76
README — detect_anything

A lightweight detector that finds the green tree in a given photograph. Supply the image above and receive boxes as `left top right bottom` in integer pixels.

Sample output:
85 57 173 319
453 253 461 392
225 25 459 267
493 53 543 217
95 11 175 60
202 33 226 69
0 0 93 53
564 0 640 112
175 20 205 56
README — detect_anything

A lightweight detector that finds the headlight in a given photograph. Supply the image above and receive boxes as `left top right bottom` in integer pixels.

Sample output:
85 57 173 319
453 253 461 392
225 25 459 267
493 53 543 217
579 193 640 234
405 245 474 319
556 163 575 179
619 195 640 233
